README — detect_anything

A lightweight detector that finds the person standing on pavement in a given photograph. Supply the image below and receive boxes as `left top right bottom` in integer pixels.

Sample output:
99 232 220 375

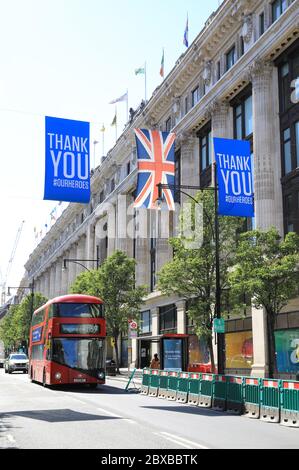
150 353 160 369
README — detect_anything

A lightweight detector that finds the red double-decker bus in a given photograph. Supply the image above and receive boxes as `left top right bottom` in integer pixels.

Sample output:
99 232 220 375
29 294 106 387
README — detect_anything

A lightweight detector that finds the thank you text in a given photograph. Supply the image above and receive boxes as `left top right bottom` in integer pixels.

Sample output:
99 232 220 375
44 116 90 203
213 137 254 217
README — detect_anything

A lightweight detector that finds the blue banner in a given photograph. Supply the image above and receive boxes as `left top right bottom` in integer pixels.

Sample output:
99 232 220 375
44 116 90 203
32 326 43 343
213 138 254 217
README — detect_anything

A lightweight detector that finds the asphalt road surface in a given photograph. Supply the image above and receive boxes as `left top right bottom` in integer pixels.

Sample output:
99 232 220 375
0 369 298 449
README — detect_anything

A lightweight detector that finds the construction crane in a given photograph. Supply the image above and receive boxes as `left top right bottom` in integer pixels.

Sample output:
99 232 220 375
1 220 25 305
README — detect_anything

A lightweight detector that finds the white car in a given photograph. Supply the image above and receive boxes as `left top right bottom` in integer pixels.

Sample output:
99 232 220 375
5 353 29 374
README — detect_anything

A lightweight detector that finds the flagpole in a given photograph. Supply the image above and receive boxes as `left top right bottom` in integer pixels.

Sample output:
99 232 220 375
115 105 118 141
101 123 105 156
126 89 129 122
144 62 147 102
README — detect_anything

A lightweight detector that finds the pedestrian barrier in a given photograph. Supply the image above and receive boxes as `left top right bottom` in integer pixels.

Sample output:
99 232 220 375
176 372 190 403
158 371 169 399
148 369 160 397
280 380 299 428
198 373 214 408
167 371 179 401
188 373 201 406
243 377 261 419
226 376 244 414
140 368 151 395
140 369 299 428
212 375 227 412
260 379 281 423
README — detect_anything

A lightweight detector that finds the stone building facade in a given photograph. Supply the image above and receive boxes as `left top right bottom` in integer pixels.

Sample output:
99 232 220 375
24 0 299 378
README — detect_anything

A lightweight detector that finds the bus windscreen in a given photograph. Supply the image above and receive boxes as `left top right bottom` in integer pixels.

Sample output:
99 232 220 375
53 303 103 318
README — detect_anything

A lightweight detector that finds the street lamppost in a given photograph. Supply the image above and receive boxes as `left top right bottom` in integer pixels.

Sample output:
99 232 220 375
7 279 35 354
156 180 225 375
93 140 99 170
7 279 35 313
62 258 100 272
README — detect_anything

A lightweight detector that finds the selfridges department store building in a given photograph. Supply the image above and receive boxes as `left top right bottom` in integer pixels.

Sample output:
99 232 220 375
24 0 299 378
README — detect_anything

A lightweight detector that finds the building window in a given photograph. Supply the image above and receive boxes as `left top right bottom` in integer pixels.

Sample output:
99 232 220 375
127 161 131 176
217 61 221 81
272 0 288 23
296 121 299 166
185 96 188 115
198 122 212 188
192 86 200 107
240 36 245 57
279 62 291 113
283 127 292 174
284 192 296 233
159 304 177 334
150 237 156 292
259 12 265 36
233 93 253 140
165 117 171 132
199 128 212 172
226 46 236 71
140 310 151 334
99 190 104 203
110 178 115 192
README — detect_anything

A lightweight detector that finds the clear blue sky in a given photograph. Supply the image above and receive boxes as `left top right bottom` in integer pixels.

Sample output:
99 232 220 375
0 0 221 292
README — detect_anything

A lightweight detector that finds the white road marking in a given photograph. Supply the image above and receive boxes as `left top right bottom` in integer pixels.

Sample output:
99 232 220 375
7 434 16 444
97 407 136 424
97 407 122 418
155 431 209 449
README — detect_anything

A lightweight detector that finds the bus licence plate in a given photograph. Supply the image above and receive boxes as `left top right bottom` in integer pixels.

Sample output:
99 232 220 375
74 378 86 383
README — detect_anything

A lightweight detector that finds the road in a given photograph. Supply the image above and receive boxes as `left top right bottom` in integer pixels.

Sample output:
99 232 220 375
0 369 298 450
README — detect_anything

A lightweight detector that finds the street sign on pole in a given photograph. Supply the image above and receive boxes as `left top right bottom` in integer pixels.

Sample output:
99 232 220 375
213 318 225 334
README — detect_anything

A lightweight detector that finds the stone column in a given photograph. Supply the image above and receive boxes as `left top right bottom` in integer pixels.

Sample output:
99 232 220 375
176 300 186 334
76 237 86 276
251 305 269 378
40 273 46 297
248 60 283 377
44 269 51 298
135 208 150 289
61 252 69 294
151 307 159 356
50 264 56 299
211 100 231 184
117 193 133 256
67 245 77 291
180 133 198 187
250 59 282 231
85 224 95 270
107 204 116 257
54 259 62 297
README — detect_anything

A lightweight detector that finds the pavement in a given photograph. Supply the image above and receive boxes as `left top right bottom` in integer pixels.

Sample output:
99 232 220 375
106 368 143 388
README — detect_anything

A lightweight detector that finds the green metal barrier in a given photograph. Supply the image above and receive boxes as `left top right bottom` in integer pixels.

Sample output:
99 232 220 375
148 369 160 397
188 373 201 406
198 373 214 408
141 368 151 395
158 371 169 399
280 380 299 428
226 376 244 414
176 372 190 403
243 377 262 419
260 379 281 423
212 375 227 412
167 371 179 401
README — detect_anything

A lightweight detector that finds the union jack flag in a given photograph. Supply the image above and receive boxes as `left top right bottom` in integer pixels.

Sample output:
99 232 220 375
134 129 176 210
